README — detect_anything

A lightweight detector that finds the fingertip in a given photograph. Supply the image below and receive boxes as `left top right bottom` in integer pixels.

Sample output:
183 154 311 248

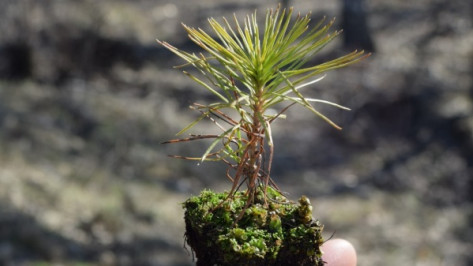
321 238 357 266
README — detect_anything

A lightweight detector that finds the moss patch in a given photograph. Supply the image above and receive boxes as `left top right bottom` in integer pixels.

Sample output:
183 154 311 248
183 188 324 265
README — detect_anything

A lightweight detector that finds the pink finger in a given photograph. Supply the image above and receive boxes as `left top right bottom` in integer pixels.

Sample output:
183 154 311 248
321 238 357 266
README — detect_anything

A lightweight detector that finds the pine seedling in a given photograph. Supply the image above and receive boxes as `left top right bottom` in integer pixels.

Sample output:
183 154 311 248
159 7 368 211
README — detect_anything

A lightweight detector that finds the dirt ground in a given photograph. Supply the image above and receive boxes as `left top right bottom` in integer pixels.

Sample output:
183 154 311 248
0 0 472 265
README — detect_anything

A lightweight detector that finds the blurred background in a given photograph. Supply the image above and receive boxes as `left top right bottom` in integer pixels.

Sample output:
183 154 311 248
0 0 472 265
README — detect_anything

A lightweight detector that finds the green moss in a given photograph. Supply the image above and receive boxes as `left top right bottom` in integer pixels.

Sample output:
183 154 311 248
183 188 324 265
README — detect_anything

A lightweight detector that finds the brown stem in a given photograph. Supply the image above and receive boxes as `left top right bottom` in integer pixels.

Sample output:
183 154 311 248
243 85 266 204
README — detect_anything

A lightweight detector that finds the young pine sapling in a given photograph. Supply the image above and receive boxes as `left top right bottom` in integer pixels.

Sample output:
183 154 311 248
159 7 368 214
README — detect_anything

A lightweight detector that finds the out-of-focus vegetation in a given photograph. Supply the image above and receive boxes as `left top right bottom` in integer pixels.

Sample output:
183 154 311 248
0 0 472 265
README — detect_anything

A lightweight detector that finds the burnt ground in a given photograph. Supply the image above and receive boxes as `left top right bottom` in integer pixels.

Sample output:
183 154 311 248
0 0 472 265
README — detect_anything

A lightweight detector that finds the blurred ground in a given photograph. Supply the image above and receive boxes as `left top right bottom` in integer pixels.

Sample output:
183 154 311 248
0 0 472 265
